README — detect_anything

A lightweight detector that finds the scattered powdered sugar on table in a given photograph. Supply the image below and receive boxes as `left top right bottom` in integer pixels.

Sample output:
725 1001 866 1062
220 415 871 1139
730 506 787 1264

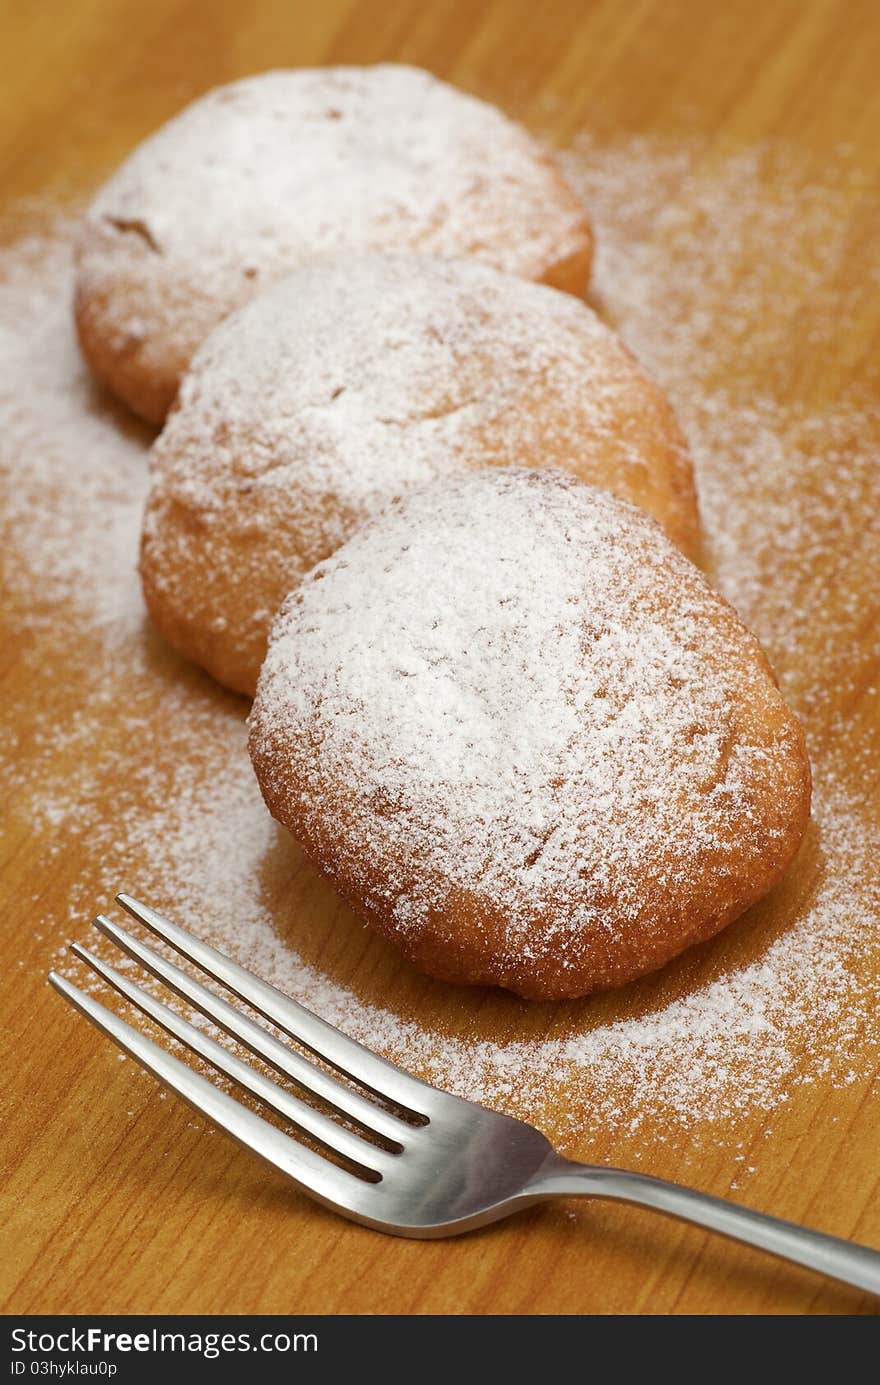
2 131 878 1144
560 134 880 700
0 230 149 638
30 713 875 1140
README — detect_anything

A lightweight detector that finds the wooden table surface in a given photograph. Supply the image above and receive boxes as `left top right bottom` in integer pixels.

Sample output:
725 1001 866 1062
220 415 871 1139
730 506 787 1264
2 0 879 1316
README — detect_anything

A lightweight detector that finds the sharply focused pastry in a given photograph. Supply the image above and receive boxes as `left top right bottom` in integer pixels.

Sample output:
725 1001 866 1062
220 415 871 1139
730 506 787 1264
249 468 810 1001
140 254 698 696
74 66 592 423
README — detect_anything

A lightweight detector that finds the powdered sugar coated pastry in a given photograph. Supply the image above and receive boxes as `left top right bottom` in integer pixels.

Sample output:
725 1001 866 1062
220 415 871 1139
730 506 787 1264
74 66 593 424
141 254 697 696
249 468 811 1001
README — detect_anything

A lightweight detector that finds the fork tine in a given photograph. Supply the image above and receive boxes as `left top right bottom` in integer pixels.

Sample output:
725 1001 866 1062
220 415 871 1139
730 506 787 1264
94 915 409 1147
47 972 369 1212
70 944 395 1176
116 893 433 1119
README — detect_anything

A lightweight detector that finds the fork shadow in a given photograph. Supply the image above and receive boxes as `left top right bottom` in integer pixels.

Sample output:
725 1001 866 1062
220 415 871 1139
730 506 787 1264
255 812 825 1050
199 1148 868 1315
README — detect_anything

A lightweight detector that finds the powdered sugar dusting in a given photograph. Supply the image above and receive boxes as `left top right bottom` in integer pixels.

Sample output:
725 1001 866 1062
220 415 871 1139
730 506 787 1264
76 65 589 413
3 126 878 1144
250 468 808 998
85 67 587 280
142 252 694 693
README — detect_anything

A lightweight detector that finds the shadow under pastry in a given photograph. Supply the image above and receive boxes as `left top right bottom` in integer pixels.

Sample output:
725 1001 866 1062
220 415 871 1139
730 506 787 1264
256 814 824 1050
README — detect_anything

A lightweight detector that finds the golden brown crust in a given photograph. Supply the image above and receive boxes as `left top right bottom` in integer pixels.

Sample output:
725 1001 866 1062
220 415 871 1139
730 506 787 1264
531 156 594 296
74 279 177 426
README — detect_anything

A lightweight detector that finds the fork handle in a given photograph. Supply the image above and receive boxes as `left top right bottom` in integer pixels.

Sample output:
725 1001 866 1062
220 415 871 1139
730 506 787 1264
530 1158 880 1298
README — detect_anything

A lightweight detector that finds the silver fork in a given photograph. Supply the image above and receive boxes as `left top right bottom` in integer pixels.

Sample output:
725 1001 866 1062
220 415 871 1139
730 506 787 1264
49 894 880 1298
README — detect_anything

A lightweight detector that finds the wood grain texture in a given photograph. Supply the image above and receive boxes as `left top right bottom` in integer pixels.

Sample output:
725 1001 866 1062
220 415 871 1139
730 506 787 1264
1 0 878 1316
